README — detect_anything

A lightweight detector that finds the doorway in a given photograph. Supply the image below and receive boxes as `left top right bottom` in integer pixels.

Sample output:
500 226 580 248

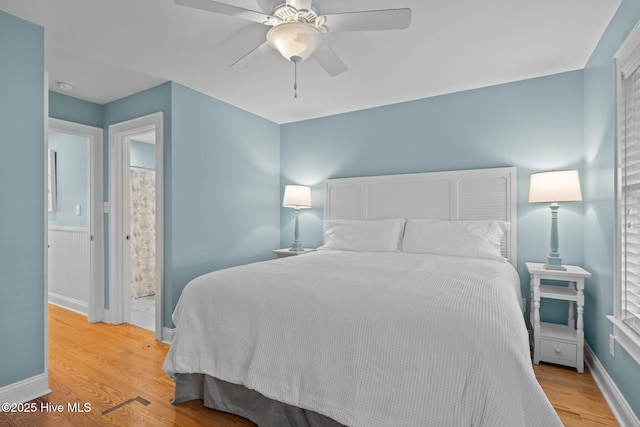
47 118 104 323
127 131 156 331
109 112 163 340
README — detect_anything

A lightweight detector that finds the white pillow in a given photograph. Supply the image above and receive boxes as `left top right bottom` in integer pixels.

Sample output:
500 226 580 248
319 218 406 252
402 218 509 260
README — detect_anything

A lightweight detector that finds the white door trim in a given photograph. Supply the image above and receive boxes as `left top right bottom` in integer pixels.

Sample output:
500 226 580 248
43 72 50 396
108 112 164 340
48 118 104 323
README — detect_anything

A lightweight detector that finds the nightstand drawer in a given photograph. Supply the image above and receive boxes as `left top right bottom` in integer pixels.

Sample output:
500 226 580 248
539 339 577 364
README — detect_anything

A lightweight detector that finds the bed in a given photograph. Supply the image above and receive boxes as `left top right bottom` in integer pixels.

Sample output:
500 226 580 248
162 167 563 427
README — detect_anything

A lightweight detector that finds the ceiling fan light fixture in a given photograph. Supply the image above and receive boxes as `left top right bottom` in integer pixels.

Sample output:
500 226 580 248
267 22 323 62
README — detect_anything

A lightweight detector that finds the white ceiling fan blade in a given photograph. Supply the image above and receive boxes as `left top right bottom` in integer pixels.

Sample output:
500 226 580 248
322 8 411 32
255 0 278 13
287 0 313 11
312 44 347 77
230 41 273 69
174 0 271 25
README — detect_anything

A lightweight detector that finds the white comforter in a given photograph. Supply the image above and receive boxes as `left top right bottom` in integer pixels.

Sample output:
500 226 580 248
163 250 562 427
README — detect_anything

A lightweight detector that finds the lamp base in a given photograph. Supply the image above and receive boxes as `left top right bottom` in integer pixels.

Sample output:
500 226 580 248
290 242 304 251
544 255 566 271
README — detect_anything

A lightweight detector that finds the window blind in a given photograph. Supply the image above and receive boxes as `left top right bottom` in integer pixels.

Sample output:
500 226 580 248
621 64 640 335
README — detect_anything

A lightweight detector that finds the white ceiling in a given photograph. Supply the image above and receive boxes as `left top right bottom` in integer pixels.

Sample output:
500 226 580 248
0 0 621 124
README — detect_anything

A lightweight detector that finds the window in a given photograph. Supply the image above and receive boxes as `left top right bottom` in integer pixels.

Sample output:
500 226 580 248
612 19 640 364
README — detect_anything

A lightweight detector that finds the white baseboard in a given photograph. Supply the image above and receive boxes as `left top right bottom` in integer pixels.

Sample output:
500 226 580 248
162 327 175 344
104 309 173 344
0 373 50 408
103 309 112 324
585 343 640 427
48 292 87 316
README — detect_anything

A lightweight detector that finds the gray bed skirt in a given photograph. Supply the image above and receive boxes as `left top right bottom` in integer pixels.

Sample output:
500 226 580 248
172 373 346 427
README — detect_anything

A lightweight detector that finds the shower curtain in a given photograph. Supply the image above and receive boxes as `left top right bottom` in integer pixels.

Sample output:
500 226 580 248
130 168 156 299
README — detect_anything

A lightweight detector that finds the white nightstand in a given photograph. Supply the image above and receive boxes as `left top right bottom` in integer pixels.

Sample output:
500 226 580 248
526 262 591 373
273 248 316 258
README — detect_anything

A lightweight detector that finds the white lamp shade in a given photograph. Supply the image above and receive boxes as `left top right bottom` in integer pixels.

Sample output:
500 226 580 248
283 185 311 208
267 22 323 62
529 170 582 203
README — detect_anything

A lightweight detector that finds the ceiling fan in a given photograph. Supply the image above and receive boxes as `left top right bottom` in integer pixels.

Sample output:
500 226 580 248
174 0 412 77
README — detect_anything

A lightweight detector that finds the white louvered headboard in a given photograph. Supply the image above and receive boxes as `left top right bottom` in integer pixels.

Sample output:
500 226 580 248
324 167 517 267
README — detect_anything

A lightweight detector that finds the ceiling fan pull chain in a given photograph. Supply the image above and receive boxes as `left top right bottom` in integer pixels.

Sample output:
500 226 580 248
294 58 299 99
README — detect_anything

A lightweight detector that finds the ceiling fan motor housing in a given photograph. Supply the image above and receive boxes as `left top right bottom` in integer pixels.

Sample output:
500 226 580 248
270 4 322 26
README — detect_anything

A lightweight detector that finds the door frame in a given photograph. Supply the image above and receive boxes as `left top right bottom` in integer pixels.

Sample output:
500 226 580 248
108 112 164 340
48 118 104 322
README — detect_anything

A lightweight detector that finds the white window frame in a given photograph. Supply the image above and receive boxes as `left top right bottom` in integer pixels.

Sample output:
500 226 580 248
612 18 640 365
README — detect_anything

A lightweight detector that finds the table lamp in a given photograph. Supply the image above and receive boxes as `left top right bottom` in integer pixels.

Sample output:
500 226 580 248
529 170 582 270
283 185 311 251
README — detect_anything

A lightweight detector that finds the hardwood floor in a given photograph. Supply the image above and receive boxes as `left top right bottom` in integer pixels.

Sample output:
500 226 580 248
0 305 619 426
1 305 255 427
533 363 618 426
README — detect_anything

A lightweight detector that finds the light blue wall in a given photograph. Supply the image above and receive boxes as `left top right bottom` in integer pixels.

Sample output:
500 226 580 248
47 131 88 228
170 83 280 326
49 91 103 129
51 82 281 328
584 0 640 418
280 71 586 301
0 11 45 387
